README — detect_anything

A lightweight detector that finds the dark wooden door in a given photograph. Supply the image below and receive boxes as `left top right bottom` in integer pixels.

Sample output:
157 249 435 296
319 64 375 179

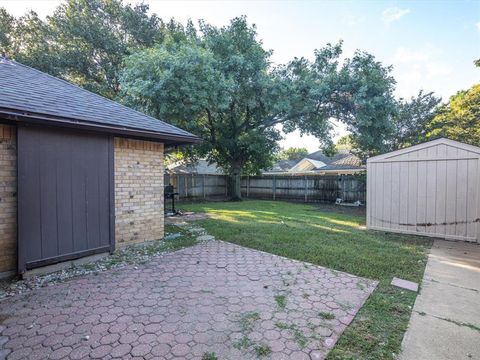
17 126 114 272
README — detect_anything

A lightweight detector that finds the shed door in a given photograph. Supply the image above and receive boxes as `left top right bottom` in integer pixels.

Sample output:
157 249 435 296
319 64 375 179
17 126 114 272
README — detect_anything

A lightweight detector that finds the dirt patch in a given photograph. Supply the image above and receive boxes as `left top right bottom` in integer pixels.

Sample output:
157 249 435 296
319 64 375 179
165 212 213 224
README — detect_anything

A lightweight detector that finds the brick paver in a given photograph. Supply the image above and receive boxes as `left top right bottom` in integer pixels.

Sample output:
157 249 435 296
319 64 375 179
0 241 377 359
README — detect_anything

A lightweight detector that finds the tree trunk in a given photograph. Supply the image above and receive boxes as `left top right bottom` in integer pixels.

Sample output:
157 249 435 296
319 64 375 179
229 165 242 201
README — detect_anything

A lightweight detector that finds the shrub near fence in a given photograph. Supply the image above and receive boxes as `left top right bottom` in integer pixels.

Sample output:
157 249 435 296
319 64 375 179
165 173 366 204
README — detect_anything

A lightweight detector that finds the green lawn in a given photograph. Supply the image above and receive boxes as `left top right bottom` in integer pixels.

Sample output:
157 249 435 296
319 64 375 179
180 200 432 360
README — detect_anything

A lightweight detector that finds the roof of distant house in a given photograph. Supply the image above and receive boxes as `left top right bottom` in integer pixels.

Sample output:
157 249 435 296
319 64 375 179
265 149 364 174
267 159 299 173
0 57 199 144
167 159 224 175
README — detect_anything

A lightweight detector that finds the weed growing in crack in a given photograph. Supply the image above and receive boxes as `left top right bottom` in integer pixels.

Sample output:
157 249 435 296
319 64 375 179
233 335 253 350
319 311 335 320
239 311 260 333
274 294 287 310
202 352 218 360
254 344 272 357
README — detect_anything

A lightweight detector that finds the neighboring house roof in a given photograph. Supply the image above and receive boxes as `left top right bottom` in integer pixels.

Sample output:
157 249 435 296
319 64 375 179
0 57 200 145
167 160 224 175
265 149 364 174
289 158 326 173
265 159 299 173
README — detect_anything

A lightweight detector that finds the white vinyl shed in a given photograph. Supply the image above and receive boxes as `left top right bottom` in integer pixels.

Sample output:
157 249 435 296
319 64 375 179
367 138 480 243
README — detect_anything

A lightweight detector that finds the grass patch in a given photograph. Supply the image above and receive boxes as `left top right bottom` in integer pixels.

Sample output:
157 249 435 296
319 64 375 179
274 294 287 310
239 311 260 333
181 200 432 360
100 224 198 268
233 335 253 350
201 352 218 360
254 344 272 357
275 321 290 329
274 321 308 348
319 311 336 320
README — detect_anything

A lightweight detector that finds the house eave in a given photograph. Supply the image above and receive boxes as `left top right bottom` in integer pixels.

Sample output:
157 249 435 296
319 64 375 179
0 107 201 145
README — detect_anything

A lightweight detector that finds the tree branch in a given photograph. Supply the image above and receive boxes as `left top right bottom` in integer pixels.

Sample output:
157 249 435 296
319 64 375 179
205 108 216 143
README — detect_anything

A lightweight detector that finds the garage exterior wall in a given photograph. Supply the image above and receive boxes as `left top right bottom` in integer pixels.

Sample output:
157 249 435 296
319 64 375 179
114 138 164 246
0 125 17 275
0 128 166 275
367 139 480 243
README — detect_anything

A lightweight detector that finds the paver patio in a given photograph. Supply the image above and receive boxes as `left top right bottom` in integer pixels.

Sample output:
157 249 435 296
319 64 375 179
0 241 377 360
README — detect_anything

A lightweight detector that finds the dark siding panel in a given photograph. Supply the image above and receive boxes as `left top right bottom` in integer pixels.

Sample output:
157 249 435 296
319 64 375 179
98 139 111 247
18 126 112 271
85 137 101 250
56 136 74 255
71 149 88 254
18 129 41 272
39 133 58 259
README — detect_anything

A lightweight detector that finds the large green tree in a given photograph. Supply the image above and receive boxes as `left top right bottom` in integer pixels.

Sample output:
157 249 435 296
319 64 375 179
121 17 396 199
426 84 480 145
1 0 170 98
49 0 165 97
276 147 309 161
388 90 441 150
0 8 14 57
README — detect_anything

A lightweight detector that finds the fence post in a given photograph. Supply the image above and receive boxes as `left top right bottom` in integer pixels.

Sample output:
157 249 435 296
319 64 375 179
247 176 250 198
304 175 308 202
175 174 180 199
273 175 276 200
203 174 206 199
225 175 228 197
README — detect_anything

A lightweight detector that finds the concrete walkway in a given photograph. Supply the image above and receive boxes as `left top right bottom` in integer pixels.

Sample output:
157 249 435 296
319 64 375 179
400 239 480 360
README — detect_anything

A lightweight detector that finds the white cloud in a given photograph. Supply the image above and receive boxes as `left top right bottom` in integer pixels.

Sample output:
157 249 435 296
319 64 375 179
393 47 428 63
342 13 365 27
476 22 480 32
382 7 410 25
425 62 453 77
391 46 454 99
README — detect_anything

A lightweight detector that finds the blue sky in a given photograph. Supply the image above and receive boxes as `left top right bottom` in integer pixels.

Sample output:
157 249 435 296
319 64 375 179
2 0 479 151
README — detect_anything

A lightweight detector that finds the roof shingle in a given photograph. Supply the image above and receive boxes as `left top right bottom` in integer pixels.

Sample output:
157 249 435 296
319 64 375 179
0 58 199 143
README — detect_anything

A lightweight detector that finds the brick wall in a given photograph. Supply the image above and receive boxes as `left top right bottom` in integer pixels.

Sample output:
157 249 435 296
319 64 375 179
0 125 17 274
114 138 164 246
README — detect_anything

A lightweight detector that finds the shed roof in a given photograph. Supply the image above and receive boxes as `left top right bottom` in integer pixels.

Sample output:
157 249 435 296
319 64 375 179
367 138 480 163
0 58 199 144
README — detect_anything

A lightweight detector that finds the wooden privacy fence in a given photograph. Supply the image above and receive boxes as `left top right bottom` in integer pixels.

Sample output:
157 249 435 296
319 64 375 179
242 175 366 203
165 173 366 203
165 173 228 200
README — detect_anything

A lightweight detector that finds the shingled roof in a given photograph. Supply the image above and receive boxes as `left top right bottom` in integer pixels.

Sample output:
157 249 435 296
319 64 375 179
0 58 199 144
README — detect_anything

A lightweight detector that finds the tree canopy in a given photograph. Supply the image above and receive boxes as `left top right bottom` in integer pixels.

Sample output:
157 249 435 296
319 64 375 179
387 91 441 150
276 148 309 161
121 17 397 198
426 84 480 146
2 3 467 199
0 0 171 98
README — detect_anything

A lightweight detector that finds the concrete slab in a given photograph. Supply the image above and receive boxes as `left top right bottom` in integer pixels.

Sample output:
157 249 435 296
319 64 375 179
400 312 480 360
400 240 480 360
425 240 480 291
414 279 480 325
391 277 419 292
22 252 110 279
